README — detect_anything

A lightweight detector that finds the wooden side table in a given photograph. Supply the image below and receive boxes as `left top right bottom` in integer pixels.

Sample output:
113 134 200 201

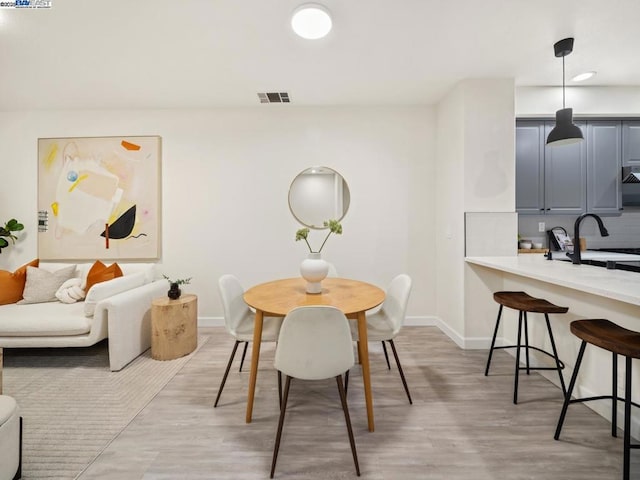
151 294 198 361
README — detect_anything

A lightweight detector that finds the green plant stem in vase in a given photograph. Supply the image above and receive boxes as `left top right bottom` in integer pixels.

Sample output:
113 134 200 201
295 219 343 253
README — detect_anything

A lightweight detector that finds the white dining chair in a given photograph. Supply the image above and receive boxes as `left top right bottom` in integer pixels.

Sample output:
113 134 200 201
270 306 360 478
348 274 413 404
214 274 282 408
326 262 338 277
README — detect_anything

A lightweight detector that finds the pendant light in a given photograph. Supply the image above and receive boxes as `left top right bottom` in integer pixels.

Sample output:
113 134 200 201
546 37 584 146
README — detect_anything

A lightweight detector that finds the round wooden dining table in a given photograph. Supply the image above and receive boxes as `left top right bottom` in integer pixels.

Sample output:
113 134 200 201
243 277 385 432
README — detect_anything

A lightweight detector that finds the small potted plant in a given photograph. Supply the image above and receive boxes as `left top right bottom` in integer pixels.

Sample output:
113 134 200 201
163 275 192 300
295 219 342 294
0 218 24 254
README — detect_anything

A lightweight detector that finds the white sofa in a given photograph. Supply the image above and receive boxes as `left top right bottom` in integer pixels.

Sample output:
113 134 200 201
0 395 21 480
0 263 167 371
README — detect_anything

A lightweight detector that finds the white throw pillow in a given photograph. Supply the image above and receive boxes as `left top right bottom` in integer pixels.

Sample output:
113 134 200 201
84 272 147 317
55 278 86 304
18 265 77 304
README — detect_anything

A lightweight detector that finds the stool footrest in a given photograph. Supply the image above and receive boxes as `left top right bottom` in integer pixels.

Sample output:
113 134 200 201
493 345 566 370
518 366 563 371
568 395 640 410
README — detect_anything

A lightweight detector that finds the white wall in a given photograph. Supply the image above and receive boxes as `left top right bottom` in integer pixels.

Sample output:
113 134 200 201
516 86 640 117
464 80 516 212
436 82 466 341
0 107 436 322
437 79 516 346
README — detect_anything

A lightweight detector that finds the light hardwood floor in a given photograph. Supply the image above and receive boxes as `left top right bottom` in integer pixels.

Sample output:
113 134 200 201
78 327 637 479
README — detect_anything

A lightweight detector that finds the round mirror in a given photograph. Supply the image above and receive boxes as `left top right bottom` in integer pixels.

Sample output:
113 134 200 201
288 166 351 229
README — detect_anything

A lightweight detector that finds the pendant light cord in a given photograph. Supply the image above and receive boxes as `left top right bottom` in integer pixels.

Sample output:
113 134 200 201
562 55 566 109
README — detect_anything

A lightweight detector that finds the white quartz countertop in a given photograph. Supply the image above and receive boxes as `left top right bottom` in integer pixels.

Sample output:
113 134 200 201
553 250 640 262
465 254 640 307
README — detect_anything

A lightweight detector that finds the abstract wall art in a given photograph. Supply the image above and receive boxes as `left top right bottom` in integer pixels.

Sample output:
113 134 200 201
38 136 161 260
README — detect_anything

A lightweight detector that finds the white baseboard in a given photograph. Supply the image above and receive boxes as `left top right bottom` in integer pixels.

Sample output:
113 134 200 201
404 315 437 326
198 314 492 350
201 316 440 328
198 316 224 327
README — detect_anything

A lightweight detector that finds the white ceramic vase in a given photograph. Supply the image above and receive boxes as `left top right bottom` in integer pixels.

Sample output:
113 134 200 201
300 252 329 294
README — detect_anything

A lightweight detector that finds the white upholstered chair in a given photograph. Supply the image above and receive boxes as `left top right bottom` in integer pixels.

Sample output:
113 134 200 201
326 262 338 278
0 395 22 480
270 306 360 478
348 274 413 404
214 274 282 408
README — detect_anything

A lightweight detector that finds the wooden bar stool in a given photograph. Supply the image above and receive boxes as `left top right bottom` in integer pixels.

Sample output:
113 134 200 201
555 319 640 480
484 291 568 404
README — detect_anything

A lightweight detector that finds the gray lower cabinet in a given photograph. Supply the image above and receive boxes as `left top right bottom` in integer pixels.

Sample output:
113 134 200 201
587 121 622 214
622 121 640 166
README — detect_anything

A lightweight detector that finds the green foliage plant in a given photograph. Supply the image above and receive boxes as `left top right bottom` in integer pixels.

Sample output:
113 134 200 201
295 219 343 253
0 218 24 254
162 275 192 286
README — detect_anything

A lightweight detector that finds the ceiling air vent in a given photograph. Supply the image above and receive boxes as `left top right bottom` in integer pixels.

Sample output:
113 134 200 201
257 92 290 104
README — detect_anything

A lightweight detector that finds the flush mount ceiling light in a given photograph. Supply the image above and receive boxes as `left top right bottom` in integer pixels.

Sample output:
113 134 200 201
546 37 584 147
291 3 332 39
571 71 597 82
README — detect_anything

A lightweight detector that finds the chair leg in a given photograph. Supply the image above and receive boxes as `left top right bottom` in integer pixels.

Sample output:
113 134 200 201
270 375 292 479
513 311 523 404
613 352 618 438
555 340 587 440
389 339 412 405
524 311 531 375
484 305 503 376
344 369 349 394
624 356 632 480
278 371 282 409
214 340 241 407
336 375 360 476
544 313 566 396
239 341 249 372
382 341 391 370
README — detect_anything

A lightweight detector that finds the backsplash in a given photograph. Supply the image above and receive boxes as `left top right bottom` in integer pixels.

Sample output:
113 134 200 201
518 210 640 250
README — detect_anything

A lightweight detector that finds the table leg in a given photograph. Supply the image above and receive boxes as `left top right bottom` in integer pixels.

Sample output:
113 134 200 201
357 311 375 432
246 309 264 423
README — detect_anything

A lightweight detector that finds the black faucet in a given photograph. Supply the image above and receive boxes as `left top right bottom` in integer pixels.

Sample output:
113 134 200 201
567 213 609 264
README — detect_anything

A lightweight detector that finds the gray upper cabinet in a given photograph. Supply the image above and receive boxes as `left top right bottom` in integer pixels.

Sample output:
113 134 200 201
543 122 587 215
516 120 586 215
517 119 623 216
622 121 640 166
587 121 622 214
515 121 544 214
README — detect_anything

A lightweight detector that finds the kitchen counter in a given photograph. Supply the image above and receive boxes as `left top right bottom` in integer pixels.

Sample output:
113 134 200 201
552 250 640 262
465 253 640 434
465 254 640 307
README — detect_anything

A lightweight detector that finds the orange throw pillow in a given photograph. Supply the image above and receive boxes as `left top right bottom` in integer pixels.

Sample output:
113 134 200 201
0 259 39 305
85 260 123 293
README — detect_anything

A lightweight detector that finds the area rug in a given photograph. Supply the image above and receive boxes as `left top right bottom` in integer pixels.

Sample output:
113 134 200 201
2 336 209 479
